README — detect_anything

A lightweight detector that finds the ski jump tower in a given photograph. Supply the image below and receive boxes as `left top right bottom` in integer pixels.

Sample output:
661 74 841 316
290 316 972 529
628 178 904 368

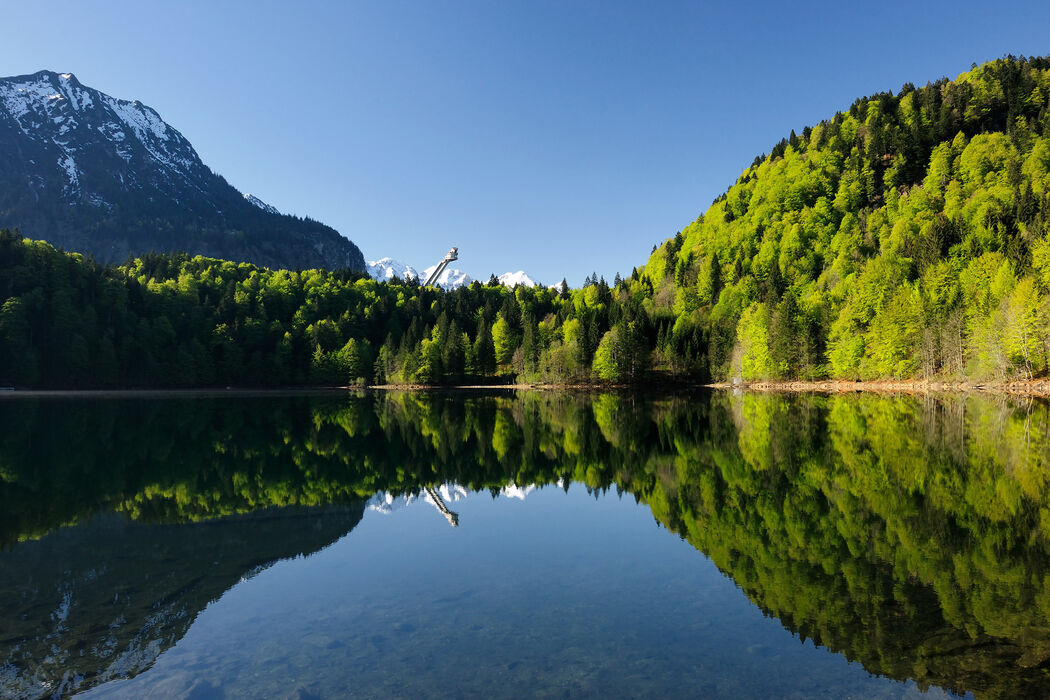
424 247 459 287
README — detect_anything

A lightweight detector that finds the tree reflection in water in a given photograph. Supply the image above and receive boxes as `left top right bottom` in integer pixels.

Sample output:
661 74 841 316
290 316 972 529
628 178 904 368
1 390 1049 698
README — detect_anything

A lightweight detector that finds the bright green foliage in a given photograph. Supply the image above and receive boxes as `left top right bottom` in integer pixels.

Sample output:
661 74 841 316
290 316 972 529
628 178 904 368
591 329 622 382
631 55 1050 381
735 302 774 380
491 314 518 367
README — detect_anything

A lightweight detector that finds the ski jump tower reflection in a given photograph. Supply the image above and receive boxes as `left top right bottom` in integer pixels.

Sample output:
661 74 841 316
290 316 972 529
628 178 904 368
418 248 460 528
422 485 459 527
424 247 459 287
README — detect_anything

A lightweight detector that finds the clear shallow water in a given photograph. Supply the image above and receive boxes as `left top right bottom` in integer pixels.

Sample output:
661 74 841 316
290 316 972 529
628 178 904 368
4 390 1046 698
76 488 936 699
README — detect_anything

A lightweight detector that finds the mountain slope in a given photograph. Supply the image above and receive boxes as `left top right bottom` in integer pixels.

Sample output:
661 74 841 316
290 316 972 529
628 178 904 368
0 70 364 271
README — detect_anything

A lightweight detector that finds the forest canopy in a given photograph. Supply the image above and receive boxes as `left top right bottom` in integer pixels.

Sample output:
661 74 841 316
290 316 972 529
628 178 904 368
637 55 1050 382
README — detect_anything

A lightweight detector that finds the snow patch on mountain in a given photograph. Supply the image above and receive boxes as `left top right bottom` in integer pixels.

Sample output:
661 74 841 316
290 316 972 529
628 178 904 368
103 95 170 143
58 154 79 192
102 94 195 175
0 75 63 128
243 193 280 215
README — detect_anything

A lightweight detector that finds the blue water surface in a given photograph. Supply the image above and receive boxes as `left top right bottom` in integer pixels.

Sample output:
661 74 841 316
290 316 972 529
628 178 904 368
77 484 950 699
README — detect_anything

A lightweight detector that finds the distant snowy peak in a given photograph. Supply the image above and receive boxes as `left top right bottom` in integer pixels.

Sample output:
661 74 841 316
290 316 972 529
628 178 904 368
367 258 547 291
243 193 279 215
423 264 473 291
367 484 469 515
497 270 538 288
366 482 538 516
367 257 420 282
366 256 470 289
501 483 536 500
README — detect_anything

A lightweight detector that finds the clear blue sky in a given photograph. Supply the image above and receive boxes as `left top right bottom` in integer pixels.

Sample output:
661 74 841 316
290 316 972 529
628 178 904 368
3 1 1049 285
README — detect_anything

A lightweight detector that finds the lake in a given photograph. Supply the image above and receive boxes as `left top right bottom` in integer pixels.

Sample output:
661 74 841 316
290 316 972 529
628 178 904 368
2 389 1048 698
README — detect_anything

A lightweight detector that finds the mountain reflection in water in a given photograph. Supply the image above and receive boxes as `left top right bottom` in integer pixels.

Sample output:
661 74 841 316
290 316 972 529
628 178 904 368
1 390 1049 698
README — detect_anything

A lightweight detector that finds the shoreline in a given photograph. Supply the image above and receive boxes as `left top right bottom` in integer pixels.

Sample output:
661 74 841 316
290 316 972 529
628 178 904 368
0 384 620 399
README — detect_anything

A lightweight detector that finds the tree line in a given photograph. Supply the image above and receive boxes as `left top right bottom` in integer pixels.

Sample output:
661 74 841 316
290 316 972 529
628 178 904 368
0 229 660 388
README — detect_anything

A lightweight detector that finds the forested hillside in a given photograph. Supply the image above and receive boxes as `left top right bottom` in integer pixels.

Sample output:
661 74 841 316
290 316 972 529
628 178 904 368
4 56 1050 388
0 228 650 388
637 55 1050 381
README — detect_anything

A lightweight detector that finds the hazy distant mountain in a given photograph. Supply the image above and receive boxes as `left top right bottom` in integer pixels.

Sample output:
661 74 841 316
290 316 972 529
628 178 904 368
0 70 365 271
367 256 542 291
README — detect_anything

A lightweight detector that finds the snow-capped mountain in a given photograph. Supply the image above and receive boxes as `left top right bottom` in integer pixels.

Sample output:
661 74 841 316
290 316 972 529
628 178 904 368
500 483 536 500
0 70 364 271
367 257 420 282
497 270 539 287
367 257 546 292
366 256 473 290
366 482 539 525
423 264 473 290
367 484 469 515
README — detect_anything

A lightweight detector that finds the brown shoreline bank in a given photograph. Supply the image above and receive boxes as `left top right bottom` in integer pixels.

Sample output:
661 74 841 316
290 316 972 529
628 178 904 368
707 379 1050 397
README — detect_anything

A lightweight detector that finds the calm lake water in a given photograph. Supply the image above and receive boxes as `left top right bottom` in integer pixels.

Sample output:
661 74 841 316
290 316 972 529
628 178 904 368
2 389 1048 698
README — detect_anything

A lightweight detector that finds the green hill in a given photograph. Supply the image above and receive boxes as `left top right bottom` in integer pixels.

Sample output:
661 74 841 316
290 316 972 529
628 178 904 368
636 55 1050 381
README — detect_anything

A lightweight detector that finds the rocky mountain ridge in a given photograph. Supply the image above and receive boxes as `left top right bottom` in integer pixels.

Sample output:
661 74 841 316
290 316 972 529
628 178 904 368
0 70 364 271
